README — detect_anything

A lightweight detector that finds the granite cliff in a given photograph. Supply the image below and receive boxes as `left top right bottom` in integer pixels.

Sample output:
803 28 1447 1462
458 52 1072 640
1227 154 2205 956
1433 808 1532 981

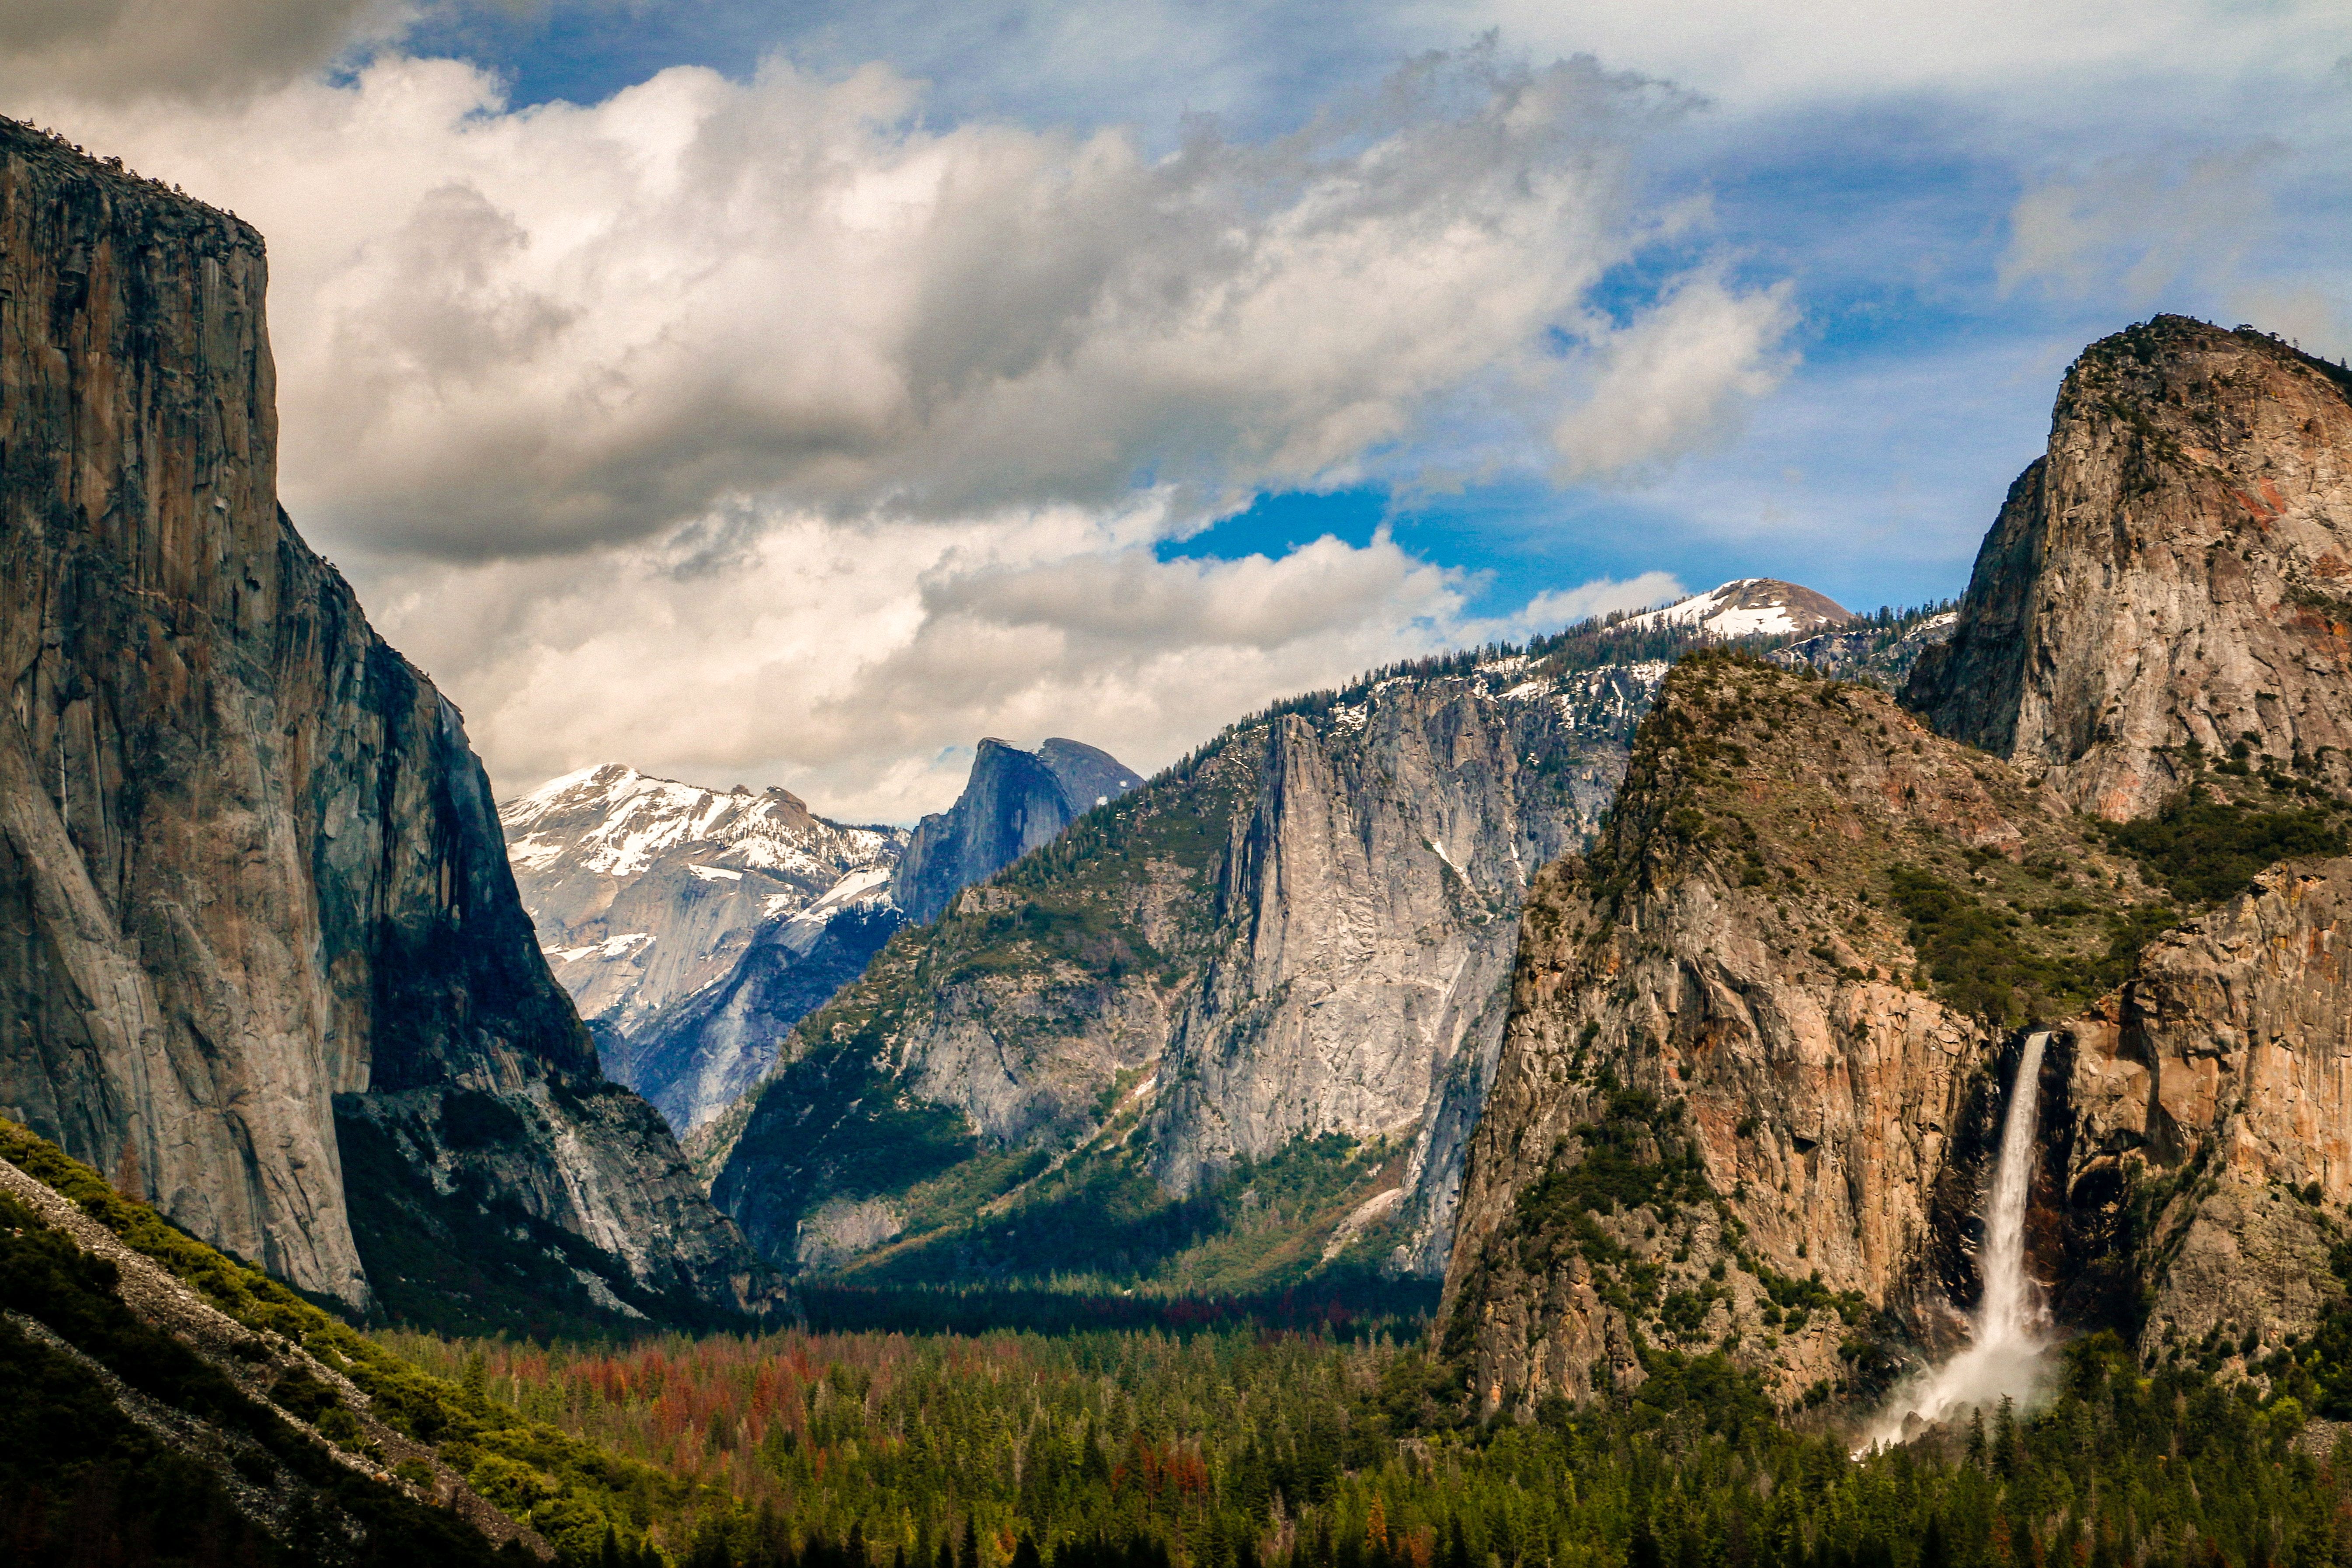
1908 317 2352 819
1437 653 2159 1412
703 589 1931 1288
0 119 771 1328
1444 317 2352 1422
891 737 1145 925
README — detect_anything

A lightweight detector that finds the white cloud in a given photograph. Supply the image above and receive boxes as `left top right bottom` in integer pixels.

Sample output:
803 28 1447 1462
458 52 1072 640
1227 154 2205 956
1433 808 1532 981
1508 571 1684 634
26 43 1782 564
1999 146 2285 303
15 38 1800 809
1549 274 1796 483
365 506 1633 817
1996 144 2352 361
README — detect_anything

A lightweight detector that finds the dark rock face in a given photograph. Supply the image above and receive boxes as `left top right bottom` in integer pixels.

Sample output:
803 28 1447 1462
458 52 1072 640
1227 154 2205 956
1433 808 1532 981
1908 317 2352 819
0 119 771 1323
891 738 1144 925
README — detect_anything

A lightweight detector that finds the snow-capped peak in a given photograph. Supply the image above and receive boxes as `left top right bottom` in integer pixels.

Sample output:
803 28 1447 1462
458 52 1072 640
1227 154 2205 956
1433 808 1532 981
1618 578 1852 640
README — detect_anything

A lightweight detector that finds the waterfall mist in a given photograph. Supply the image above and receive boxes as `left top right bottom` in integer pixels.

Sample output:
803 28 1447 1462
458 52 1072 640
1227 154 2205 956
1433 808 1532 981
1859 1031 2053 1450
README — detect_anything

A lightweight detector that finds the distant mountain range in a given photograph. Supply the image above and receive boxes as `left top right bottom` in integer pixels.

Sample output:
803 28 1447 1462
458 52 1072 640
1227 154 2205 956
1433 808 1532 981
501 739 1146 1130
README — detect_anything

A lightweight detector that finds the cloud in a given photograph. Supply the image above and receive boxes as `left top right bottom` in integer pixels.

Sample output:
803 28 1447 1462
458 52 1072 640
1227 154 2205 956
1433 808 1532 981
0 0 405 102
363 506 1633 817
28 42 1790 563
1998 145 2286 305
1508 571 1683 633
1549 273 1796 483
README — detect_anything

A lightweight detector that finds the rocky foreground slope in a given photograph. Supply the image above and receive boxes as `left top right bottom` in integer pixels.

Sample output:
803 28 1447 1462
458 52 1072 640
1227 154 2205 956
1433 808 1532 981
0 118 770 1328
1445 317 2352 1418
702 585 1939 1287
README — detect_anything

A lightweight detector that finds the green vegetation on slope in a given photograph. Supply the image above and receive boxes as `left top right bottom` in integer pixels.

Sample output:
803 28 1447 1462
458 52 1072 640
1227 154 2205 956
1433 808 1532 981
0 1180 520 1565
1579 651 2163 1030
0 1119 703 1564
839 1133 1411 1294
2097 780 2348 905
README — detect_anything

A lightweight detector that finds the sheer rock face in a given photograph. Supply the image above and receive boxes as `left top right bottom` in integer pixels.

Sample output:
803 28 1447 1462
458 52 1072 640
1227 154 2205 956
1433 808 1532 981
1907 317 2352 819
0 120 769 1318
891 737 1144 926
1439 658 2152 1414
712 653 1656 1278
2066 858 2352 1354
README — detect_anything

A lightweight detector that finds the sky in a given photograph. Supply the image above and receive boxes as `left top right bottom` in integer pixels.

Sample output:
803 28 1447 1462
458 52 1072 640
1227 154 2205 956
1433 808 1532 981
8 1 2349 821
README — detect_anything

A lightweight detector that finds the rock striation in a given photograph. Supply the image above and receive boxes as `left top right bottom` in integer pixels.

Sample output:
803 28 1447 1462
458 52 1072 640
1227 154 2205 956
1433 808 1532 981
501 765 905 1131
1908 317 2352 819
891 737 1145 925
0 118 770 1325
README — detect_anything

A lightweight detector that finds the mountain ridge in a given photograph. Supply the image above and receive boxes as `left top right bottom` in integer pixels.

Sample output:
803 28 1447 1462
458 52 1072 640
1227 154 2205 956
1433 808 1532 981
700 590 1947 1290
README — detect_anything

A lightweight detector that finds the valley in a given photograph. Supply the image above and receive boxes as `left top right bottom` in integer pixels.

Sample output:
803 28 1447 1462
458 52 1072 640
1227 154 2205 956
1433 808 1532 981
7 107 2352 1568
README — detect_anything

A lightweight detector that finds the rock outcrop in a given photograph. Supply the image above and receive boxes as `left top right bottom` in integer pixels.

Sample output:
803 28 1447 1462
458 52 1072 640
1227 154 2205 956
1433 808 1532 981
1438 654 2157 1412
501 765 905 1130
0 118 770 1325
891 737 1145 925
2060 856 2352 1358
1907 317 2352 819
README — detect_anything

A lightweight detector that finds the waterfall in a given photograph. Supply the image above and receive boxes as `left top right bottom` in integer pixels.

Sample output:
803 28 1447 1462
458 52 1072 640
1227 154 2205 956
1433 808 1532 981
1858 1031 2051 1450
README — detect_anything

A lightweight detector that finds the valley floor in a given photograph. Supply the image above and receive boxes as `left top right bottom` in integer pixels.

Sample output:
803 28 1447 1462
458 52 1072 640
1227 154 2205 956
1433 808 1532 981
379 1304 2352 1568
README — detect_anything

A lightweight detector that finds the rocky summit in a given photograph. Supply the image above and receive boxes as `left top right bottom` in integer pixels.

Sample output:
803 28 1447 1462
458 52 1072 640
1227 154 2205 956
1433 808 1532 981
1622 577 1854 639
0 118 772 1331
1908 317 2352 819
891 737 1147 925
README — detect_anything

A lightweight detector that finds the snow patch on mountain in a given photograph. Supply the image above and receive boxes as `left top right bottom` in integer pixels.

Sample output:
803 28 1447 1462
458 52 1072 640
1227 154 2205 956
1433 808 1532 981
1620 578 1853 640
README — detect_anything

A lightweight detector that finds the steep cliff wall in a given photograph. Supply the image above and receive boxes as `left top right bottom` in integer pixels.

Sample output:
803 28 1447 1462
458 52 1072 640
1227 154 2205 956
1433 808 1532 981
708 623 1746 1284
1439 654 2160 1413
0 119 769 1325
2061 855 2352 1362
1908 317 2352 819
1897 313 2352 1380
